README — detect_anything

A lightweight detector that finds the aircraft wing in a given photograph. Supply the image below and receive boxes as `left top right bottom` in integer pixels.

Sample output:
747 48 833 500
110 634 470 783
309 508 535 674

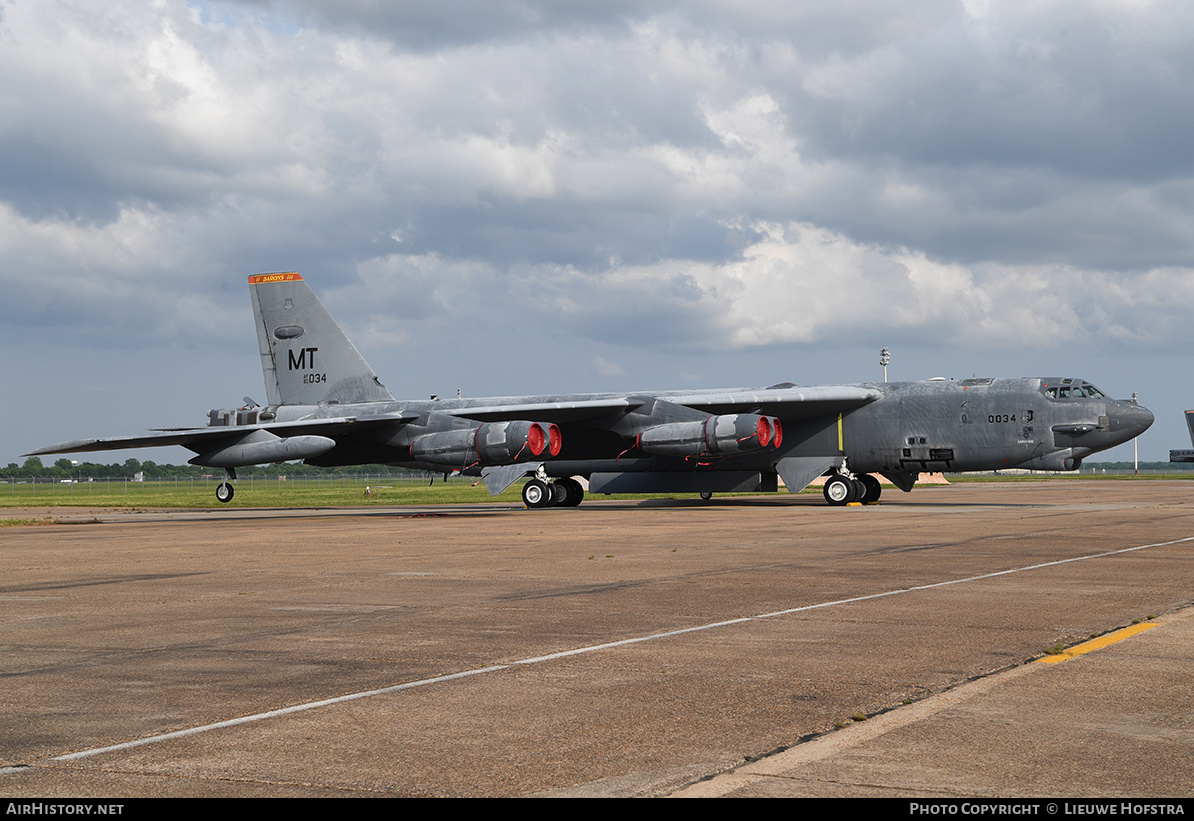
444 398 641 423
661 385 883 420
446 385 881 424
23 413 418 457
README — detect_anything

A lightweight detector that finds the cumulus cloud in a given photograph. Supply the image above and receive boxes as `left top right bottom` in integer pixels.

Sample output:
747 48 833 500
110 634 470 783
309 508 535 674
315 219 1194 365
593 355 626 377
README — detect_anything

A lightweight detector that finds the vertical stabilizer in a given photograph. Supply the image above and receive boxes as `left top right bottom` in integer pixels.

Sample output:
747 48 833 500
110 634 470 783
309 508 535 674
248 273 394 406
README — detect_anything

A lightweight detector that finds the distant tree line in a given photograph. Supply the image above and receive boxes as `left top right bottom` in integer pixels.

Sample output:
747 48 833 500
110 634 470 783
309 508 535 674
3 457 429 480
958 461 1194 474
1082 461 1194 472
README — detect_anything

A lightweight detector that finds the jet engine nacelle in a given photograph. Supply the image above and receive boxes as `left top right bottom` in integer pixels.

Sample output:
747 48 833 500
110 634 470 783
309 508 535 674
637 414 782 457
190 431 336 467
410 420 561 467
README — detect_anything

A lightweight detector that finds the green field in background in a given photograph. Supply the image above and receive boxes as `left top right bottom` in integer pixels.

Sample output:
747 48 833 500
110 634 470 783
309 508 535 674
1 477 525 509
2 471 1189 513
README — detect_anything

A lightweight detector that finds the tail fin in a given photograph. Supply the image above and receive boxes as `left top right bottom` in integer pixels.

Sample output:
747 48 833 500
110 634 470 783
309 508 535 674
248 273 394 406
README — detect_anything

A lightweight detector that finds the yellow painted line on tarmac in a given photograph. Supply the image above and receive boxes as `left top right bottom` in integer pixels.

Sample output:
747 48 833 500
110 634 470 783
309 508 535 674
1036 621 1157 663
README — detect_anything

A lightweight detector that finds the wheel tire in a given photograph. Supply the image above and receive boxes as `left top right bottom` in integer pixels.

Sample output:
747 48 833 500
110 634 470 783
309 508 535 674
550 480 570 506
522 479 551 509
850 478 866 502
858 475 882 504
699 491 713 501
216 482 235 503
559 478 584 507
823 475 853 506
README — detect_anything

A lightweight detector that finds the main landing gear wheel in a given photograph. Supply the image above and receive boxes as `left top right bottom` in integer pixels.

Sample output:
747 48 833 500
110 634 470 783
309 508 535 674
522 479 553 509
216 482 235 503
823 475 855 506
858 474 882 504
548 479 571 507
699 491 713 501
523 478 585 509
555 478 585 507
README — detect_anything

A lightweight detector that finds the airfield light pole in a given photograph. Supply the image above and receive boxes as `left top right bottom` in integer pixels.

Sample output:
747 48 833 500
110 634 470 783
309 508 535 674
1132 392 1139 475
879 347 890 382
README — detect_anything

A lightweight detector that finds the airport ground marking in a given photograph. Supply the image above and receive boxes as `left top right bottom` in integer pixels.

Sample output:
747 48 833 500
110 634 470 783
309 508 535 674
1035 621 1157 663
48 667 506 762
27 534 1194 767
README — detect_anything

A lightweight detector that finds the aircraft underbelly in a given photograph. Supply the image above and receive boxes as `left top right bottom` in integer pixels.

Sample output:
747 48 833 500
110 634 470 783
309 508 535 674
589 471 763 494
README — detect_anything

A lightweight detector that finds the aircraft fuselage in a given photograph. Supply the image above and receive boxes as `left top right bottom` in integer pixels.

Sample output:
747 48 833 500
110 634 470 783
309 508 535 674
221 376 1151 488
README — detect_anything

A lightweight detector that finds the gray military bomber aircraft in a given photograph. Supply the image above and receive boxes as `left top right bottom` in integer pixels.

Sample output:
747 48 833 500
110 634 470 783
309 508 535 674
27 273 1154 507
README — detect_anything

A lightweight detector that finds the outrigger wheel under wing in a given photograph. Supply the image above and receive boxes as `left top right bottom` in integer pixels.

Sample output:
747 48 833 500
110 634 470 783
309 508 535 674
216 467 237 504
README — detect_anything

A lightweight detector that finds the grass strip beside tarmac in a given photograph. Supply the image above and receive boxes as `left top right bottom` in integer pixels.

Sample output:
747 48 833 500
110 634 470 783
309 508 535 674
2 472 1188 511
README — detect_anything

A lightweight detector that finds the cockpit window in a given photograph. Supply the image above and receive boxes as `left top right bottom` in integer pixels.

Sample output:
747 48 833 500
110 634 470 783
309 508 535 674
1044 382 1106 400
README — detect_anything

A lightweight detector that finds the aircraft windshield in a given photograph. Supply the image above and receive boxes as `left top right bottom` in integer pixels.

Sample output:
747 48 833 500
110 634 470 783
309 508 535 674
1043 383 1106 399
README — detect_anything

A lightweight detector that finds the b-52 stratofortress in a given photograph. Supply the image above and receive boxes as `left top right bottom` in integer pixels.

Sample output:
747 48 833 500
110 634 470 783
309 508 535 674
27 273 1154 507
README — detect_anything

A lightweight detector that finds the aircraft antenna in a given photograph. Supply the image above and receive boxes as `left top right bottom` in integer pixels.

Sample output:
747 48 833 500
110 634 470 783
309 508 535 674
879 347 890 382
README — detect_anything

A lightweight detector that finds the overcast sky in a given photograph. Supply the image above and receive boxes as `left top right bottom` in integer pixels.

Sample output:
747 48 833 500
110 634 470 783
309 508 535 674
3 0 1191 466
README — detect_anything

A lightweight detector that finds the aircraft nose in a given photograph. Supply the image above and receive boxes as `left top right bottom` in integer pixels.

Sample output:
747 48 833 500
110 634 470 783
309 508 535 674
1110 401 1154 440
